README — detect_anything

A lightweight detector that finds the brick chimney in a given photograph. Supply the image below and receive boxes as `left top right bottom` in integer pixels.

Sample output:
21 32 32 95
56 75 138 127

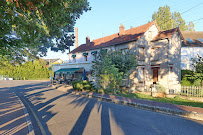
86 36 90 46
119 23 125 35
75 27 78 48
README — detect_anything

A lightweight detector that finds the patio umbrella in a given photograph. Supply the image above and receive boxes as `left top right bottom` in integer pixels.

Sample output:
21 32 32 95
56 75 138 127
82 69 87 80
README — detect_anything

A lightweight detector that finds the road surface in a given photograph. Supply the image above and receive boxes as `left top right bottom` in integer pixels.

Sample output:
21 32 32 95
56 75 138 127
0 80 203 135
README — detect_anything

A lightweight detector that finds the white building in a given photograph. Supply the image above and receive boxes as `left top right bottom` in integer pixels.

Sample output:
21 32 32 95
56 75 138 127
181 31 203 70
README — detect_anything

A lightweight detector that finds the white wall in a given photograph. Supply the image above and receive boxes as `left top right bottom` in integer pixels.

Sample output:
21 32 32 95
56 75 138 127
181 47 203 70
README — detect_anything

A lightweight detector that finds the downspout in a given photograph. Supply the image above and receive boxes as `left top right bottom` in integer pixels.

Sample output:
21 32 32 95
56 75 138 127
167 38 170 94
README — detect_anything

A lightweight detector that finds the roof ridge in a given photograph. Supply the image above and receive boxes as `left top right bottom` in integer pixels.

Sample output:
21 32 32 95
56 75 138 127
70 20 160 53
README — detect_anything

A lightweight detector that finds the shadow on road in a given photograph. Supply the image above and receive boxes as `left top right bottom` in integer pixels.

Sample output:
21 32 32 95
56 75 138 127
1 81 203 135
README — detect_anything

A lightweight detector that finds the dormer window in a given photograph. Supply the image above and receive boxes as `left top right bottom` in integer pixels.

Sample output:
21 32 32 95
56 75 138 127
186 38 193 42
198 38 203 42
83 52 88 61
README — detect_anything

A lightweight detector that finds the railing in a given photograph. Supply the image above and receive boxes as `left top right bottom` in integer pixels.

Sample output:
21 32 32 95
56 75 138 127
180 86 203 97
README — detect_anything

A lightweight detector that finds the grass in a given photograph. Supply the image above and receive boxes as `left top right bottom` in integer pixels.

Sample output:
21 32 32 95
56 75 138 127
117 91 203 108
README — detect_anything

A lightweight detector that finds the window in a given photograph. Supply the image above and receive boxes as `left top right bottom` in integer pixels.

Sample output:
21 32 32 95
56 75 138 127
72 54 76 58
198 38 203 42
120 48 129 54
186 38 193 42
73 57 76 63
91 51 97 55
151 48 159 61
153 68 158 84
72 54 76 63
84 55 88 61
138 48 145 61
148 31 153 39
137 67 144 82
169 67 173 82
83 52 88 61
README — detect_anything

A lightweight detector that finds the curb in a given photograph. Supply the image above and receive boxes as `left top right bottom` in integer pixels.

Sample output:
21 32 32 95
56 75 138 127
11 91 35 135
70 91 203 121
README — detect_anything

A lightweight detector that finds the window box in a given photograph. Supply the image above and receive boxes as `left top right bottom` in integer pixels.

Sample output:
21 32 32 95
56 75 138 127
72 54 76 58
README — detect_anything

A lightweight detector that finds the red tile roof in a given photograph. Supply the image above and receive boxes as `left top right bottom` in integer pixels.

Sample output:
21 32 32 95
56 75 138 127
71 21 160 53
152 27 183 41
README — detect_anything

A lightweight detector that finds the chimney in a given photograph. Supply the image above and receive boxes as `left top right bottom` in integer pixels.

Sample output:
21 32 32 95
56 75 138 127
75 27 78 48
86 36 90 46
119 23 125 35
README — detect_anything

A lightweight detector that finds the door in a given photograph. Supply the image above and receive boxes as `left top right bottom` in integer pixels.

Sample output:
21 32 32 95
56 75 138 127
153 68 158 84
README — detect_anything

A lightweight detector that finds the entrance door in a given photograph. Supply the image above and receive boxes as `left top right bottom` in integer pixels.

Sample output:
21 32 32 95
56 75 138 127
153 68 158 84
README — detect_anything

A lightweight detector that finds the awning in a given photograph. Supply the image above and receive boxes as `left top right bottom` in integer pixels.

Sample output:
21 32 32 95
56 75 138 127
54 68 83 74
72 54 76 58
91 51 97 55
83 52 88 56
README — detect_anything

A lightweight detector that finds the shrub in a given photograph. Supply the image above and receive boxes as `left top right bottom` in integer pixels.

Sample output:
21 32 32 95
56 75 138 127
71 80 94 91
181 77 193 86
154 84 166 93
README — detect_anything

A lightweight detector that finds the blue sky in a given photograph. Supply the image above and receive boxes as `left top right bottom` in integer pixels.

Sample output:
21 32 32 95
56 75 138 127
43 0 203 60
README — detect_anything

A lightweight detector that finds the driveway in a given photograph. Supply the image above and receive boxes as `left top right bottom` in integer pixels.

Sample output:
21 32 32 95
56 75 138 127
1 80 203 135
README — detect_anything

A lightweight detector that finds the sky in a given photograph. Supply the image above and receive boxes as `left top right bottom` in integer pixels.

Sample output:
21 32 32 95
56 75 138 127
42 0 203 60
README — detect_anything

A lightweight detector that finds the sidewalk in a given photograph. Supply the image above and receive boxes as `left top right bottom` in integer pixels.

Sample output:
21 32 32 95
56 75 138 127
0 88 33 135
53 84 203 121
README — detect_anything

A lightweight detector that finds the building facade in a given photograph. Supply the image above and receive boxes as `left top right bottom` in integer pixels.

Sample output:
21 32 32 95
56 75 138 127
181 31 203 70
53 21 183 93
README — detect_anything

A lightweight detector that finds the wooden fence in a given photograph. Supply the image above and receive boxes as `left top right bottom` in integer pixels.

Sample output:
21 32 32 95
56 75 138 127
180 86 203 97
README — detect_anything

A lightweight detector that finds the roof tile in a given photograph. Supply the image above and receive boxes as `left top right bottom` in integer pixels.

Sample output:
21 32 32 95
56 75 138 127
71 21 159 53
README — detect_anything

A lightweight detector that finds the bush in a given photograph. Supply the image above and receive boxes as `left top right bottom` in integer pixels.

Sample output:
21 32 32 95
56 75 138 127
181 77 193 86
181 70 194 80
71 80 94 91
155 84 166 93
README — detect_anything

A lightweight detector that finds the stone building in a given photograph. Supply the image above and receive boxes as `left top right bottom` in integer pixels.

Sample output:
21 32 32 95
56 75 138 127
53 21 183 93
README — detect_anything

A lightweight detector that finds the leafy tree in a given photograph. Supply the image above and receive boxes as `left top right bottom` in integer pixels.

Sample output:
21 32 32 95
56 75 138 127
151 5 194 31
92 49 137 94
152 5 173 30
0 0 90 62
172 11 188 31
188 21 195 31
184 55 203 86
192 55 203 73
108 50 137 74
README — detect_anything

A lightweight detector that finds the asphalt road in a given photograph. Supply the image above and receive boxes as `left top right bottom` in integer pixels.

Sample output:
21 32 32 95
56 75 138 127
1 80 203 135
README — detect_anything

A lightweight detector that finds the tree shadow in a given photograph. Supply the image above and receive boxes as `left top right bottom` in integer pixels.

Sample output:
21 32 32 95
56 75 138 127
0 81 72 135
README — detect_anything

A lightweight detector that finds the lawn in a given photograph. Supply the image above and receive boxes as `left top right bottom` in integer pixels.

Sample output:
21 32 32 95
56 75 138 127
118 92 203 108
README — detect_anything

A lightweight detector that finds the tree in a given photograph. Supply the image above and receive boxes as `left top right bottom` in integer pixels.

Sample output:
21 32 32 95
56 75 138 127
187 55 203 86
92 49 137 94
151 5 194 31
192 55 203 74
172 11 188 31
152 5 173 30
188 21 195 31
0 0 90 62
